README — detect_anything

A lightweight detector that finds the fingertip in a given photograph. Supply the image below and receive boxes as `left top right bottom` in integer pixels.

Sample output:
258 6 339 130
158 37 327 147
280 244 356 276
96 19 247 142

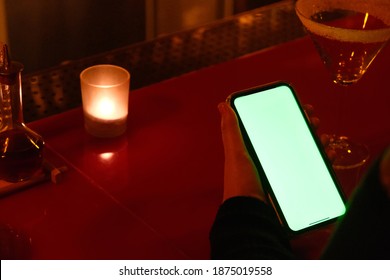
326 148 337 163
303 104 314 114
218 101 236 120
310 116 320 129
320 134 331 146
217 102 227 114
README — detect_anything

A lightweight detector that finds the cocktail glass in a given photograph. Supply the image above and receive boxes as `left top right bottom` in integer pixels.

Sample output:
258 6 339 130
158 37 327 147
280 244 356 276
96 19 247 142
295 0 390 195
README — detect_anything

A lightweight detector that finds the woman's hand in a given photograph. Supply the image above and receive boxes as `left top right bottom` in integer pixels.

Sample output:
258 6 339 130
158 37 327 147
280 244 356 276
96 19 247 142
303 104 337 162
218 102 266 203
218 101 334 203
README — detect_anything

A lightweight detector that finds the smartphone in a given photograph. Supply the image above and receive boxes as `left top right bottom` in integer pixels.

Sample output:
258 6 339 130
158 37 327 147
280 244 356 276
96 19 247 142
229 82 346 234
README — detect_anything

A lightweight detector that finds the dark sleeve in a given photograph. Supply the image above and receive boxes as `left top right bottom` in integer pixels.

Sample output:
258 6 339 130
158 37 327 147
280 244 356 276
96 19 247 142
209 196 295 259
321 150 390 259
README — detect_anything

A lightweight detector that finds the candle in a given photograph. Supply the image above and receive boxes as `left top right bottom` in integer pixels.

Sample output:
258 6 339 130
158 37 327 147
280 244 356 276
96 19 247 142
95 97 116 119
80 65 130 138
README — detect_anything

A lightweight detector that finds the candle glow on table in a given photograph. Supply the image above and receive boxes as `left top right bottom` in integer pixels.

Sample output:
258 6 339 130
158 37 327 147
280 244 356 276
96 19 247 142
80 65 130 138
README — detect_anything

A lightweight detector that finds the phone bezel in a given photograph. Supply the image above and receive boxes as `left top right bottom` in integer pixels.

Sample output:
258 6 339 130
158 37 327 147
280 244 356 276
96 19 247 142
228 81 346 235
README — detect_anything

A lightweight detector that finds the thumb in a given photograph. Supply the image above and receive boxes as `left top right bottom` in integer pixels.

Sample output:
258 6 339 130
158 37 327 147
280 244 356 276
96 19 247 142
218 102 247 157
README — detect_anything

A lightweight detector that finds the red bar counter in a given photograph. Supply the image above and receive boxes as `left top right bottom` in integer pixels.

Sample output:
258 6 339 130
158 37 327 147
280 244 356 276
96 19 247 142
0 37 389 259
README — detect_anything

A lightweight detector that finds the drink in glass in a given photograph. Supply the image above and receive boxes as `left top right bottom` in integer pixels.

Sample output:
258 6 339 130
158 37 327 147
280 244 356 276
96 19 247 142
295 0 390 196
296 0 390 85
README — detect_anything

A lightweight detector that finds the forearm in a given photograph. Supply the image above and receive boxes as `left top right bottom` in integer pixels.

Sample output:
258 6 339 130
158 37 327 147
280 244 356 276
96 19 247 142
210 196 295 259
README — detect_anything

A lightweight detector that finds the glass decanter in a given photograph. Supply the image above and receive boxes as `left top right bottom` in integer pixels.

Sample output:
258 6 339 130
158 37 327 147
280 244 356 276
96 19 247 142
0 44 44 182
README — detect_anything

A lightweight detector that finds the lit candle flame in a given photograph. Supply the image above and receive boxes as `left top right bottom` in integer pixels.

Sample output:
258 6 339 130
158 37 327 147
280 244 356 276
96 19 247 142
96 97 115 119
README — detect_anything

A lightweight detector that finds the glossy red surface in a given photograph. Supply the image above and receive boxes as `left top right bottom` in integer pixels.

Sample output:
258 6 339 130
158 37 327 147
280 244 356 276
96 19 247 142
0 37 389 259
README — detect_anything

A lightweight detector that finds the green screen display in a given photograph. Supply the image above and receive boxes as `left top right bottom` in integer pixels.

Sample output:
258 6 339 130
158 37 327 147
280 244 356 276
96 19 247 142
233 84 346 232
